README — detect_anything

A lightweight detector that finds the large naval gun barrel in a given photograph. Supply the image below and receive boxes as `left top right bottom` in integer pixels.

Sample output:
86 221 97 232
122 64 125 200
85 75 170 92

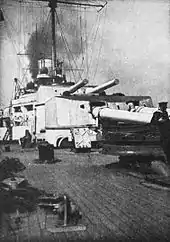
136 106 170 116
92 107 153 124
63 79 88 95
86 79 119 94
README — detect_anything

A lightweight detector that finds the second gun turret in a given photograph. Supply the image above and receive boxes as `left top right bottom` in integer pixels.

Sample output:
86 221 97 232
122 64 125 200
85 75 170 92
86 79 119 94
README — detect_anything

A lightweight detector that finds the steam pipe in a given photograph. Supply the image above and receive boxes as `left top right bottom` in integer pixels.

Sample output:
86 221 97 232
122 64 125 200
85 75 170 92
62 79 89 95
86 79 119 94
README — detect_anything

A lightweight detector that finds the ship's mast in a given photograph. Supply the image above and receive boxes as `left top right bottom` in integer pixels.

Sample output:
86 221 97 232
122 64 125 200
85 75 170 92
38 0 107 76
49 0 57 73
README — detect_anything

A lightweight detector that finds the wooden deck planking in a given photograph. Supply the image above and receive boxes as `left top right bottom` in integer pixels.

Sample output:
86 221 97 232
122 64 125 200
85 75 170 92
70 174 152 241
25 165 70 242
97 183 169 239
25 165 92 241
57 163 170 239
75 164 170 215
32 163 117 240
96 172 170 219
68 164 169 209
116 174 170 207
52 169 114 241
40 165 92 242
83 176 168 240
1 147 170 241
60 174 135 240
59 168 157 241
22 153 170 241
64 163 170 211
75 166 170 237
109 175 170 225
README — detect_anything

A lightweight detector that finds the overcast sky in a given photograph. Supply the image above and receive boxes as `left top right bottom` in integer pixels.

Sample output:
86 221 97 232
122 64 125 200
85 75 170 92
0 0 170 107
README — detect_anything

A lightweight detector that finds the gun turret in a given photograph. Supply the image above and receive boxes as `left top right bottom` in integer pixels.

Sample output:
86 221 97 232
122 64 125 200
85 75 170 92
62 79 88 96
92 107 153 124
86 79 119 94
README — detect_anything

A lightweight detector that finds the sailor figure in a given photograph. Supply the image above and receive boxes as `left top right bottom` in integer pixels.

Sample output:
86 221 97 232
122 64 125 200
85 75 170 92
151 101 170 164
126 100 139 112
151 101 169 124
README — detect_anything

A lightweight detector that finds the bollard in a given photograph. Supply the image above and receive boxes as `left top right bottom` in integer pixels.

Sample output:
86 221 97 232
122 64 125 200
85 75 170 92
5 145 10 152
38 142 54 162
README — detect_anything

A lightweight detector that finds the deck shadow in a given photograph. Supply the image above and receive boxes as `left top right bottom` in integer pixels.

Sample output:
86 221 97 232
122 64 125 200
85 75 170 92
1 233 170 242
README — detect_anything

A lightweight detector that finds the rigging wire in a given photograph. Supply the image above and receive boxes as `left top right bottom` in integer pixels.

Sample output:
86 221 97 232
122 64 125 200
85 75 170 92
1 0 106 83
58 7 77 80
20 3 35 84
2 10 25 86
79 5 84 68
85 11 101 79
0 6 26 104
2 6 28 87
20 5 51 83
29 2 49 73
20 2 44 84
56 10 82 82
15 2 33 85
21 3 54 83
78 9 101 79
92 4 107 81
19 0 22 80
1 9 20 51
39 11 51 59
56 11 77 82
21 1 29 83
43 12 51 59
24 2 27 51
84 7 89 78
0 91 7 102
0 89 11 107
6 3 37 86
86 13 101 78
76 5 79 47
76 7 85 74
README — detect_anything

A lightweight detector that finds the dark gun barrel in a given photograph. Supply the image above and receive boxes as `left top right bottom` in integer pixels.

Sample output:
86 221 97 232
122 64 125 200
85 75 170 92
86 79 119 94
63 79 88 96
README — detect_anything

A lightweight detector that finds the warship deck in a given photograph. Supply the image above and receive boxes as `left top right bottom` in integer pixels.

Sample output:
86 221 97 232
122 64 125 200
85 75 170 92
0 145 170 242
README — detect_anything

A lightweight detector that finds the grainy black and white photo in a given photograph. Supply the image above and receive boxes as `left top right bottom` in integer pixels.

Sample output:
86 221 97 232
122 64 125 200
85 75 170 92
0 0 170 241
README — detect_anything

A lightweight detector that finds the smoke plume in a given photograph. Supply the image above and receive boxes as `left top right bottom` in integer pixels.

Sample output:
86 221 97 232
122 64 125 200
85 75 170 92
1 0 170 107
26 9 84 79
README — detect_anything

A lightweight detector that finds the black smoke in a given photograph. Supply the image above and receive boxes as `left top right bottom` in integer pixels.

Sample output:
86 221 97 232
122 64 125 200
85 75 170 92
26 9 85 79
26 24 52 78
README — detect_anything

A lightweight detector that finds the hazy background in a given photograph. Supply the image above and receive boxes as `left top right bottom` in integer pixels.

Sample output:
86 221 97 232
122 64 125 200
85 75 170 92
0 0 170 107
